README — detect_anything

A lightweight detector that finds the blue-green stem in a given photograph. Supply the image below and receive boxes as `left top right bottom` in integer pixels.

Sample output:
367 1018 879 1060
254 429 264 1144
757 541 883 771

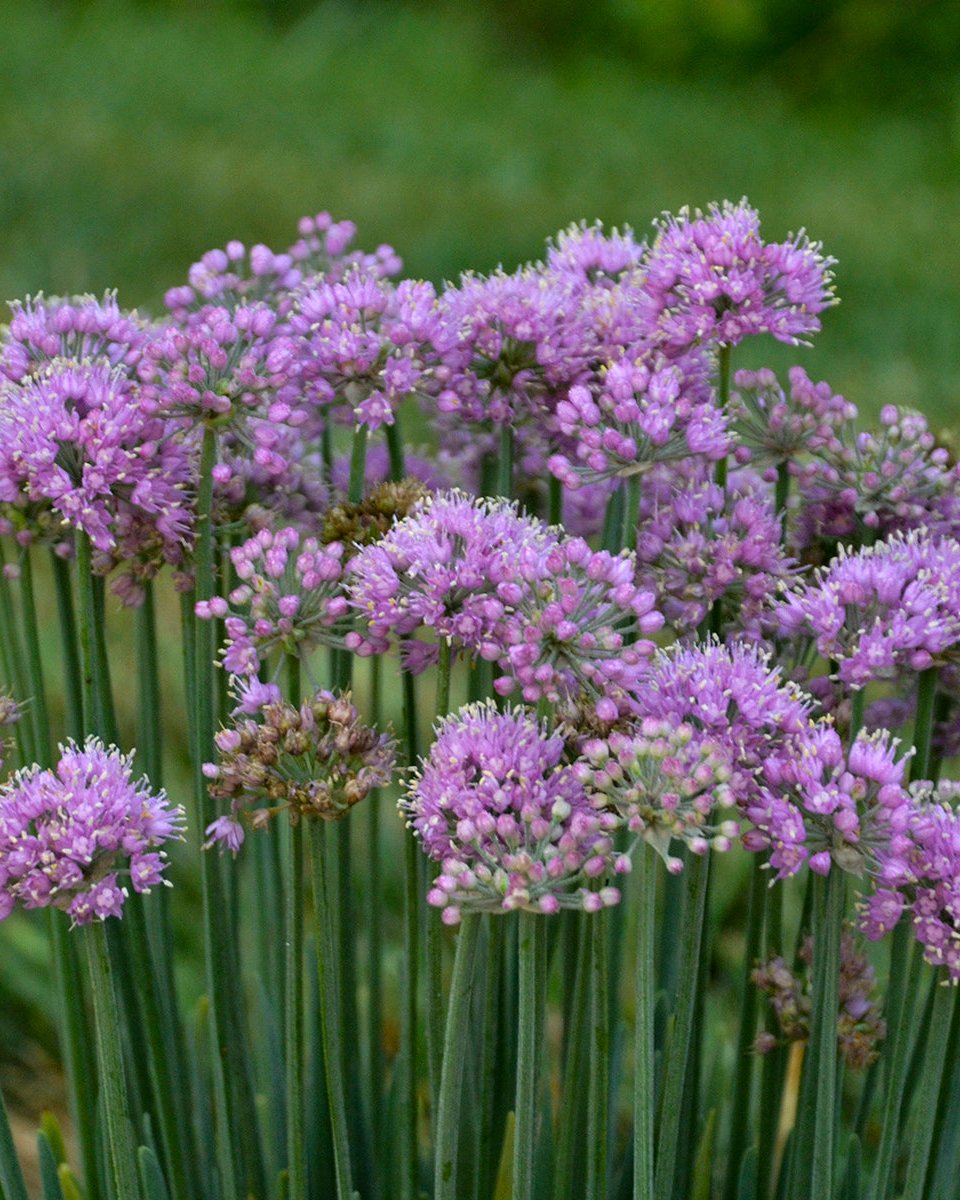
513 911 542 1200
17 548 51 763
0 539 35 763
434 914 482 1199
135 581 163 784
426 640 454 1113
309 821 355 1199
721 856 768 1200
807 868 845 1198
911 666 938 783
901 979 957 1200
85 920 143 1200
474 917 504 1200
365 655 385 1200
715 344 731 491
554 918 590 1200
285 654 306 1200
654 853 710 1200
497 423 514 500
587 909 610 1200
621 475 641 555
348 425 369 504
548 475 563 526
775 461 790 539
633 845 656 1200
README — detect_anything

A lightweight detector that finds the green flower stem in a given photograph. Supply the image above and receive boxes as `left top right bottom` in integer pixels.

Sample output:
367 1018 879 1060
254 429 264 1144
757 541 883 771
807 869 845 1198
434 914 482 1199
0 539 34 763
17 549 51 764
548 475 563 526
398 663 421 1200
850 689 866 743
474 916 504 1200
586 910 609 1200
621 474 641 554
309 821 355 1200
365 655 385 1200
135 581 162 784
633 846 656 1200
75 533 104 739
348 425 369 504
497 424 514 500
654 853 710 1200
513 911 542 1200
426 640 454 1114
91 576 118 743
715 344 731 491
721 856 768 1200
775 461 790 539
902 979 957 1200
554 919 590 1200
85 921 143 1200
385 415 406 481
284 655 306 1200
911 666 938 783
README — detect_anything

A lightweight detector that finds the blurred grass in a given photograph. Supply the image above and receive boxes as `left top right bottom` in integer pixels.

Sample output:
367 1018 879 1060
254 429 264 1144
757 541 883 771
0 0 958 424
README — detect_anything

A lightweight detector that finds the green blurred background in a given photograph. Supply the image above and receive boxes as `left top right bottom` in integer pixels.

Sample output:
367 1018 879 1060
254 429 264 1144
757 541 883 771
1 0 959 422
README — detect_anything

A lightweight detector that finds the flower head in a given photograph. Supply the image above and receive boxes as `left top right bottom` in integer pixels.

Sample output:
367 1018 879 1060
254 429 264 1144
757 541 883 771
404 703 626 924
0 739 184 924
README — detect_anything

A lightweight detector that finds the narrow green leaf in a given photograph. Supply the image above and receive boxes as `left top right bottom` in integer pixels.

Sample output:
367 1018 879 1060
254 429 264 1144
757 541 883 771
137 1147 170 1200
690 1109 716 1200
0 1086 31 1200
839 1134 861 1200
736 1146 758 1200
37 1131 65 1200
57 1164 85 1200
493 1112 516 1200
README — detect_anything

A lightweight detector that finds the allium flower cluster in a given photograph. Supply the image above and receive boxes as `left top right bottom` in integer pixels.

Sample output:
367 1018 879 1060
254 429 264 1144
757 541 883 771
753 931 885 1068
346 491 557 663
794 403 960 549
639 198 836 351
205 689 396 852
574 718 738 872
634 471 795 635
731 366 854 468
0 739 184 924
774 532 960 689
493 539 663 719
290 270 440 430
0 357 192 562
743 725 914 882
196 527 349 676
546 350 726 490
637 640 814 801
1 293 147 383
403 703 626 924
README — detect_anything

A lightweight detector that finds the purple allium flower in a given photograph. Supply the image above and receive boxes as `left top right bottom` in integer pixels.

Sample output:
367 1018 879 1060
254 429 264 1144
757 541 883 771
345 490 557 662
0 739 184 924
205 689 396 851
494 539 663 719
403 702 626 924
861 783 960 982
634 469 796 636
794 403 960 550
544 220 646 284
639 198 836 351
744 725 914 882
637 640 814 810
547 349 725 490
0 358 192 565
196 526 349 676
1 293 148 384
773 531 960 689
574 717 739 871
731 366 854 467
290 270 439 431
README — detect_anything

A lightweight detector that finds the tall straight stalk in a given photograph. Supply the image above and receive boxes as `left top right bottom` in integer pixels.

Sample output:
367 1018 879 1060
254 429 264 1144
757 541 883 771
633 845 656 1200
587 910 610 1200
715 344 731 491
654 853 710 1200
17 549 51 763
807 869 845 1197
434 914 482 1199
309 821 355 1199
901 980 957 1200
427 640 454 1112
497 424 514 500
285 655 306 1200
0 540 35 763
85 920 143 1200
513 911 541 1200
365 655 385 1200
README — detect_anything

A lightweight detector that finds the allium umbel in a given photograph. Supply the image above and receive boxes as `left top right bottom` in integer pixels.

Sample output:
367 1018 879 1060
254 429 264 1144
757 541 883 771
0 740 184 924
204 689 395 851
404 703 627 924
